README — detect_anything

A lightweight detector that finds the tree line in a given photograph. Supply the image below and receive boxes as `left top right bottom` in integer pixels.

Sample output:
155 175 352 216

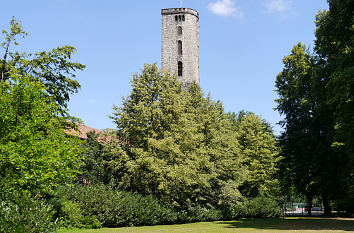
80 64 279 207
0 19 280 232
275 0 354 216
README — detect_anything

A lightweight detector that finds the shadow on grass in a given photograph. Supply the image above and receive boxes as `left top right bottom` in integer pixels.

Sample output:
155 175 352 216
220 217 354 231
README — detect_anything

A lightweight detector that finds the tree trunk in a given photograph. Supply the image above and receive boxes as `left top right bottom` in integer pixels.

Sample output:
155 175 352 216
322 192 332 216
307 196 312 216
1 39 12 83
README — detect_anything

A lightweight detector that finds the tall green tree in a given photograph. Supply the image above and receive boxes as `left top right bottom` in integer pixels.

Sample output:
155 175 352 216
0 18 85 115
228 111 279 198
79 131 107 185
110 64 245 208
0 18 86 195
0 75 84 194
314 0 354 212
275 44 319 215
314 0 354 162
276 41 351 215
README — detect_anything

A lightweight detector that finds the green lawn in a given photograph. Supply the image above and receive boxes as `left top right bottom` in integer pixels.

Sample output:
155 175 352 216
58 217 354 233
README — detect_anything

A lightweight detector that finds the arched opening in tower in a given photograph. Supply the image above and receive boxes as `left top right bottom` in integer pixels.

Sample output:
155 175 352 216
178 61 183 76
178 26 182 36
178 40 182 55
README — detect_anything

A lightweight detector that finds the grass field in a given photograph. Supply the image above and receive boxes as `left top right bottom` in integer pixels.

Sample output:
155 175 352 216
58 217 354 233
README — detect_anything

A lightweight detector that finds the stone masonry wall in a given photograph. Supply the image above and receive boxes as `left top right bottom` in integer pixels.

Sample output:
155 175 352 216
161 8 199 86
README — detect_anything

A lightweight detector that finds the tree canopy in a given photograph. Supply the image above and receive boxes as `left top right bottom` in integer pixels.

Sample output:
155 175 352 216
228 111 280 198
0 76 84 193
0 19 85 194
314 0 354 161
106 64 281 210
0 18 85 116
110 64 246 208
275 0 354 215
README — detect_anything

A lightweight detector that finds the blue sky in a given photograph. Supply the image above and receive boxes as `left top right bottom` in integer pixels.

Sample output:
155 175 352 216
1 0 329 135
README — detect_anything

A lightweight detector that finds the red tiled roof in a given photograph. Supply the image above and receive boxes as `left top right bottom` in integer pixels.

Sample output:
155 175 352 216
66 124 102 140
66 124 130 146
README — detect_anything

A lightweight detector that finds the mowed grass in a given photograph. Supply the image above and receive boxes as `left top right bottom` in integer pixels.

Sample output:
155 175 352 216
58 217 354 233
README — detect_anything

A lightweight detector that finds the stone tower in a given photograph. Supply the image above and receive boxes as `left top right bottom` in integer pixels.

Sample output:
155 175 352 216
161 8 199 86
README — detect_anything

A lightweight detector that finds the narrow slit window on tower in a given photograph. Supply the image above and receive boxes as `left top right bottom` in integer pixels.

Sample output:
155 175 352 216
178 40 182 55
175 15 178 21
178 61 183 76
182 15 185 21
178 26 182 36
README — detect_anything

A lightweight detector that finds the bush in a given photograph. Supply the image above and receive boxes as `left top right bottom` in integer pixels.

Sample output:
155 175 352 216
81 215 102 229
59 200 84 228
244 196 282 218
177 205 222 223
52 185 282 229
220 197 281 220
220 202 246 220
53 184 178 228
0 192 57 233
333 195 354 214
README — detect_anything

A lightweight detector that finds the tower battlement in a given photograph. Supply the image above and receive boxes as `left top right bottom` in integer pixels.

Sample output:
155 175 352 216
161 7 199 86
161 8 199 18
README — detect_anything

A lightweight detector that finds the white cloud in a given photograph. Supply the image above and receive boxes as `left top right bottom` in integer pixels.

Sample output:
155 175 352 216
266 0 291 13
207 0 244 18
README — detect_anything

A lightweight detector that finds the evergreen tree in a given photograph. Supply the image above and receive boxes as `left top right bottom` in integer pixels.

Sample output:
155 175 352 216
79 132 107 185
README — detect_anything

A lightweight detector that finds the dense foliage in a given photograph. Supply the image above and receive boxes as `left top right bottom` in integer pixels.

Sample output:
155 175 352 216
0 192 57 233
0 18 85 113
78 131 108 185
110 64 247 208
0 19 84 232
67 64 281 228
49 184 281 228
53 184 178 228
0 77 83 193
228 111 280 198
0 19 85 194
315 0 354 159
275 0 354 215
0 17 283 231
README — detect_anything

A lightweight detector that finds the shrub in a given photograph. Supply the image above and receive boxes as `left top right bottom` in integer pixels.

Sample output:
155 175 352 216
333 195 354 214
60 200 84 228
115 191 178 226
81 215 102 229
177 205 222 223
220 202 246 220
54 184 178 227
52 185 282 229
0 192 57 233
244 196 282 218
